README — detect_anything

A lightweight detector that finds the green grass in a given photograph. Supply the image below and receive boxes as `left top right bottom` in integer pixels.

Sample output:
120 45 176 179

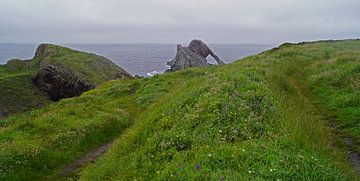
1 40 360 180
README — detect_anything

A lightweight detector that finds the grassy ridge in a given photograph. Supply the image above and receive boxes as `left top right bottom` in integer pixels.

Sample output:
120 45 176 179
1 40 359 180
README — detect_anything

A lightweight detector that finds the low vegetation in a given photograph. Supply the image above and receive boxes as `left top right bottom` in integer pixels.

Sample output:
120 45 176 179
0 40 359 180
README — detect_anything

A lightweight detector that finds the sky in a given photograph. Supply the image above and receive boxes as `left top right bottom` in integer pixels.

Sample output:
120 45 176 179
0 0 359 44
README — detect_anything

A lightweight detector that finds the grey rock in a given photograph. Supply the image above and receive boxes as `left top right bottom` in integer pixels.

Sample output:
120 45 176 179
167 39 224 72
188 39 225 65
167 45 209 72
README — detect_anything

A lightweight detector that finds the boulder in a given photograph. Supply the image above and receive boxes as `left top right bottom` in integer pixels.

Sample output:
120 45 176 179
167 39 224 72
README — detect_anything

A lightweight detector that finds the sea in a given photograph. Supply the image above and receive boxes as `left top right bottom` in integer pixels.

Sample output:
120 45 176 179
0 43 274 76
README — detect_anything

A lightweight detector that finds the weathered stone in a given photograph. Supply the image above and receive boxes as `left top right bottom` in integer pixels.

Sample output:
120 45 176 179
32 65 93 101
167 45 209 72
167 39 224 72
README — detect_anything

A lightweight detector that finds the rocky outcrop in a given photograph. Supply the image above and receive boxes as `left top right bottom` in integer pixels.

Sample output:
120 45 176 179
167 39 224 72
32 65 93 101
31 44 133 101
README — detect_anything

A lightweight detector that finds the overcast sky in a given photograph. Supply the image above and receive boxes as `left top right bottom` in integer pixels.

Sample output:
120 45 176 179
0 0 359 44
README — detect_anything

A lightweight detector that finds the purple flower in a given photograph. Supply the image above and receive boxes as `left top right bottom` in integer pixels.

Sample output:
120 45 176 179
195 163 201 171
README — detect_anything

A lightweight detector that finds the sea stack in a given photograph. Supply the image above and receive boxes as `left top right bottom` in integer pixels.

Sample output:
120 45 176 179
167 39 225 72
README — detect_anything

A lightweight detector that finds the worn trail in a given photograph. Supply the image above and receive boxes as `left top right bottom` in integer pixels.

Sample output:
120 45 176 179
60 141 114 177
288 75 360 172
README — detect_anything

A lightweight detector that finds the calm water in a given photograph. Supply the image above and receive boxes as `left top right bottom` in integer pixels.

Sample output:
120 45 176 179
0 43 274 76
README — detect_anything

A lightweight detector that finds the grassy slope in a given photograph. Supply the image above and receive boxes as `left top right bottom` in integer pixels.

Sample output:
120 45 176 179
0 62 50 117
0 40 359 180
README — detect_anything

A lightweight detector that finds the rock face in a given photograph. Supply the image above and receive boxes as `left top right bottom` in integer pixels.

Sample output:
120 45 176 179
167 39 224 72
167 45 209 71
33 65 93 101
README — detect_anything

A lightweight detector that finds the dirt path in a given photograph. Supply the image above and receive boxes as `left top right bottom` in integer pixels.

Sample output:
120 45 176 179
58 97 141 179
60 141 113 177
288 75 360 171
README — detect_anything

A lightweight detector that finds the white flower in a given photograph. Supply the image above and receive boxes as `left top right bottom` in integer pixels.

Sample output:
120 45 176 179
208 154 212 157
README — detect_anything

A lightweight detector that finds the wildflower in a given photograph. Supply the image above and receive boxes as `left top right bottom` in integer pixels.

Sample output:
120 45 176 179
219 130 222 133
270 169 273 172
208 154 212 157
242 149 246 152
248 170 252 174
195 164 201 171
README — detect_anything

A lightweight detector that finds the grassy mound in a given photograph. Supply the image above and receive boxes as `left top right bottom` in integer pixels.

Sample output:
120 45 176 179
0 40 359 180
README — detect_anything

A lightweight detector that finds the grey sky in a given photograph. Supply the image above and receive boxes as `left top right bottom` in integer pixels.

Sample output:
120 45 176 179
0 0 359 44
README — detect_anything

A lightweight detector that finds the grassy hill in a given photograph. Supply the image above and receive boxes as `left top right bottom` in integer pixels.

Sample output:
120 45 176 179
0 40 359 180
0 44 132 118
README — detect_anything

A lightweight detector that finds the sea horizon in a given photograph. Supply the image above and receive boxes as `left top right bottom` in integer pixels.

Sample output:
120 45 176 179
0 43 275 76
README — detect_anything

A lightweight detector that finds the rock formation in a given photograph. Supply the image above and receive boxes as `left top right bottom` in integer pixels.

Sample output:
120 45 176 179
188 39 225 65
167 39 224 72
